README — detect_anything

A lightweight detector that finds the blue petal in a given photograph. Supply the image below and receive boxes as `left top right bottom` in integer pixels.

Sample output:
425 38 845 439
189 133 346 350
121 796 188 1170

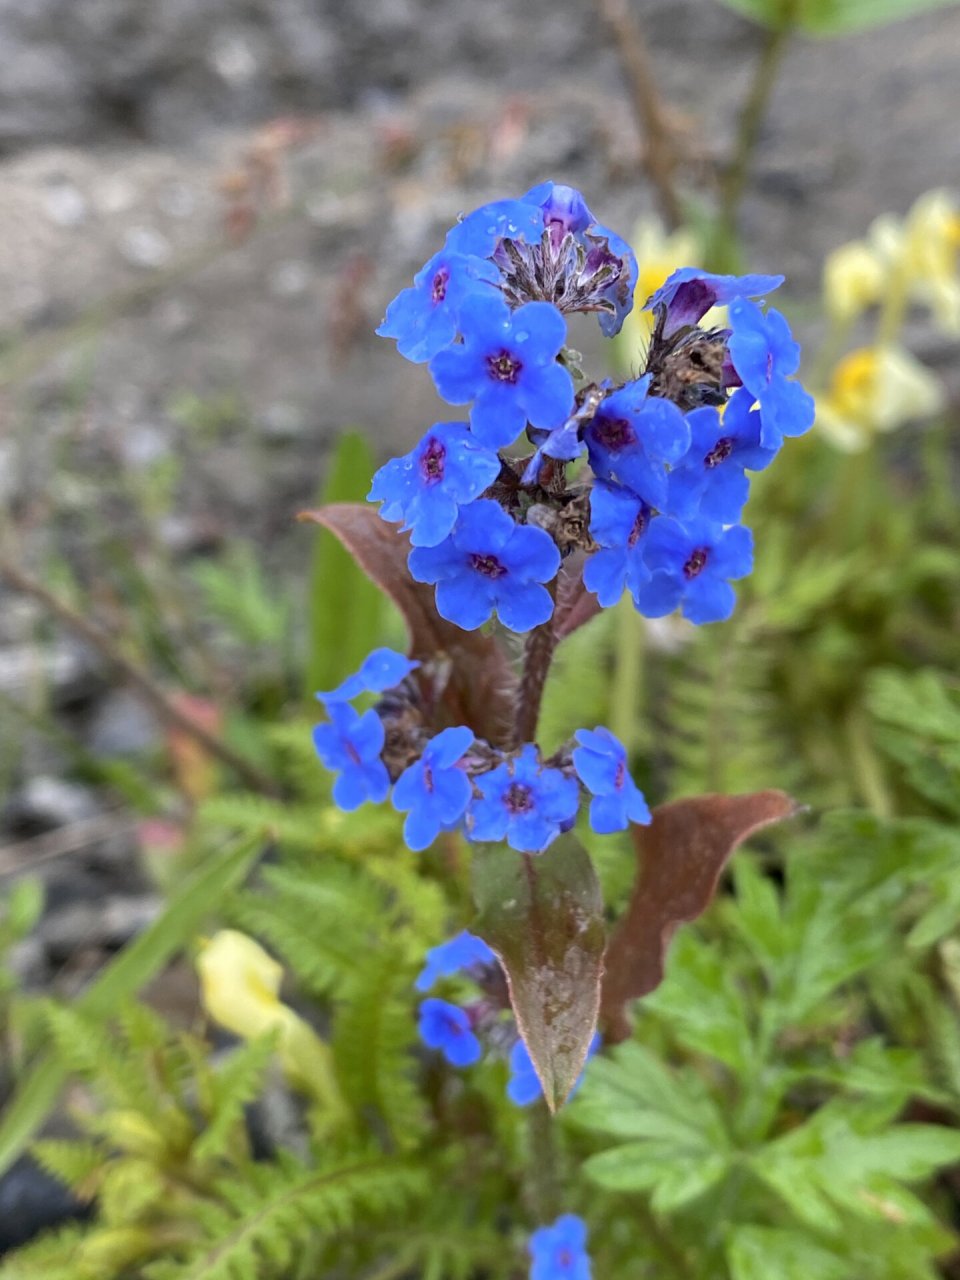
435 574 495 630
495 580 554 632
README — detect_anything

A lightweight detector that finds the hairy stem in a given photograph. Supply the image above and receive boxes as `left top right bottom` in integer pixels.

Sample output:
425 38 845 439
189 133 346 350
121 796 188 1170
0 557 279 798
595 0 683 229
514 617 559 747
717 18 793 244
525 1099 562 1223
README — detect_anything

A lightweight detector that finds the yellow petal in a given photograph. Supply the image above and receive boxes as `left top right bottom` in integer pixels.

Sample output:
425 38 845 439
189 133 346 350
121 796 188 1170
815 344 944 451
196 929 286 1041
823 240 885 323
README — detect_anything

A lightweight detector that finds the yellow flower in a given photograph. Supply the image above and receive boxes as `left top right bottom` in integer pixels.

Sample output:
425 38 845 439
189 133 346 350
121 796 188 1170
815 344 945 452
613 217 700 369
196 930 338 1101
823 240 886 324
902 189 960 334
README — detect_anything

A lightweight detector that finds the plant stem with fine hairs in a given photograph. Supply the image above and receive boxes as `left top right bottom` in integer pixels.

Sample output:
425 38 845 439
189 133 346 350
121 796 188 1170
514 613 559 747
595 0 683 229
717 19 793 240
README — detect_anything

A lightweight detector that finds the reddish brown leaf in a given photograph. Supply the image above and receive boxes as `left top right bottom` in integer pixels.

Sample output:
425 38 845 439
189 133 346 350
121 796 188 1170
553 553 603 641
299 503 517 746
600 790 800 1042
472 835 605 1112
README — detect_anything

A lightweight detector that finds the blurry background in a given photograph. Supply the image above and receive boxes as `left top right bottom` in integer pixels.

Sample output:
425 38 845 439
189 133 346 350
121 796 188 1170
2 1 960 1266
3 0 960 999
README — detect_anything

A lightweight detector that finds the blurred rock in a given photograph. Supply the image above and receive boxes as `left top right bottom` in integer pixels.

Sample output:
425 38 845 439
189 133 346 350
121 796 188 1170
85 688 161 757
3 777 100 836
39 893 162 960
0 1157 91 1255
119 224 174 270
0 641 104 709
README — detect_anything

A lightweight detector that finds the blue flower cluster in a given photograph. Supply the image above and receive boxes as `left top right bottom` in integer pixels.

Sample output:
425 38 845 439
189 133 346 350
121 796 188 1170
529 1214 592 1280
415 932 600 1108
311 650 649 852
372 183 813 633
312 185 813 851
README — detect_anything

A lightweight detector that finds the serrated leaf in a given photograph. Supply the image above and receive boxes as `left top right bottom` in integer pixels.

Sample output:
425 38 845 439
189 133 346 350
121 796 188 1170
299 503 517 747
574 1042 731 1207
0 834 261 1180
600 791 799 1041
727 1225 851 1280
472 834 604 1112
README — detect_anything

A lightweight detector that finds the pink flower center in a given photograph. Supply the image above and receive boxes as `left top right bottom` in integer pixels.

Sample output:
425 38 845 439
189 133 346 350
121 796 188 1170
431 267 449 305
504 782 534 814
628 509 648 547
593 415 636 453
420 436 446 483
704 437 733 468
683 547 709 579
486 349 522 383
470 553 508 579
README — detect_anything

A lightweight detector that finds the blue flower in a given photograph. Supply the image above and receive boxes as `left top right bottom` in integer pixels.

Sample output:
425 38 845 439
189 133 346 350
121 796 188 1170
445 199 546 259
368 422 501 547
588 223 639 338
392 726 475 852
408 500 560 633
582 482 652 608
312 701 390 811
415 931 497 994
647 267 784 338
529 1214 591 1280
377 249 501 363
316 648 419 704
635 516 754 625
429 294 574 449
418 997 482 1068
468 744 580 854
727 297 816 448
667 389 778 523
523 181 595 243
572 728 651 833
522 183 637 336
508 1033 601 1108
584 379 690 510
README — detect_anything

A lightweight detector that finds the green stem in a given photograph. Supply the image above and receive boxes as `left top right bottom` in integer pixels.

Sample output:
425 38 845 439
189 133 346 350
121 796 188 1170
525 1100 562 1223
595 0 683 228
715 17 793 254
609 596 645 754
844 705 892 819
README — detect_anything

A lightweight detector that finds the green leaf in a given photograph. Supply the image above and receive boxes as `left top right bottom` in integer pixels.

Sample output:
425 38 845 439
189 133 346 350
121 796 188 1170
472 834 605 1112
715 0 960 33
574 1042 732 1209
727 1225 851 1280
751 1099 960 1233
642 930 757 1075
0 833 260 1179
304 431 385 698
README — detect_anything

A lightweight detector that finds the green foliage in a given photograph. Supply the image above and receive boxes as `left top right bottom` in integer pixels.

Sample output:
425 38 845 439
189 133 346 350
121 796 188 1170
305 431 392 697
715 0 960 34
568 807 960 1277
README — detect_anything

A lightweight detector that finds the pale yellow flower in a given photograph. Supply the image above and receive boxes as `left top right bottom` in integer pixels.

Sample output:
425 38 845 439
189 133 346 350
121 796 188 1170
614 218 701 366
902 189 960 334
815 344 945 452
823 240 886 324
196 930 336 1098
